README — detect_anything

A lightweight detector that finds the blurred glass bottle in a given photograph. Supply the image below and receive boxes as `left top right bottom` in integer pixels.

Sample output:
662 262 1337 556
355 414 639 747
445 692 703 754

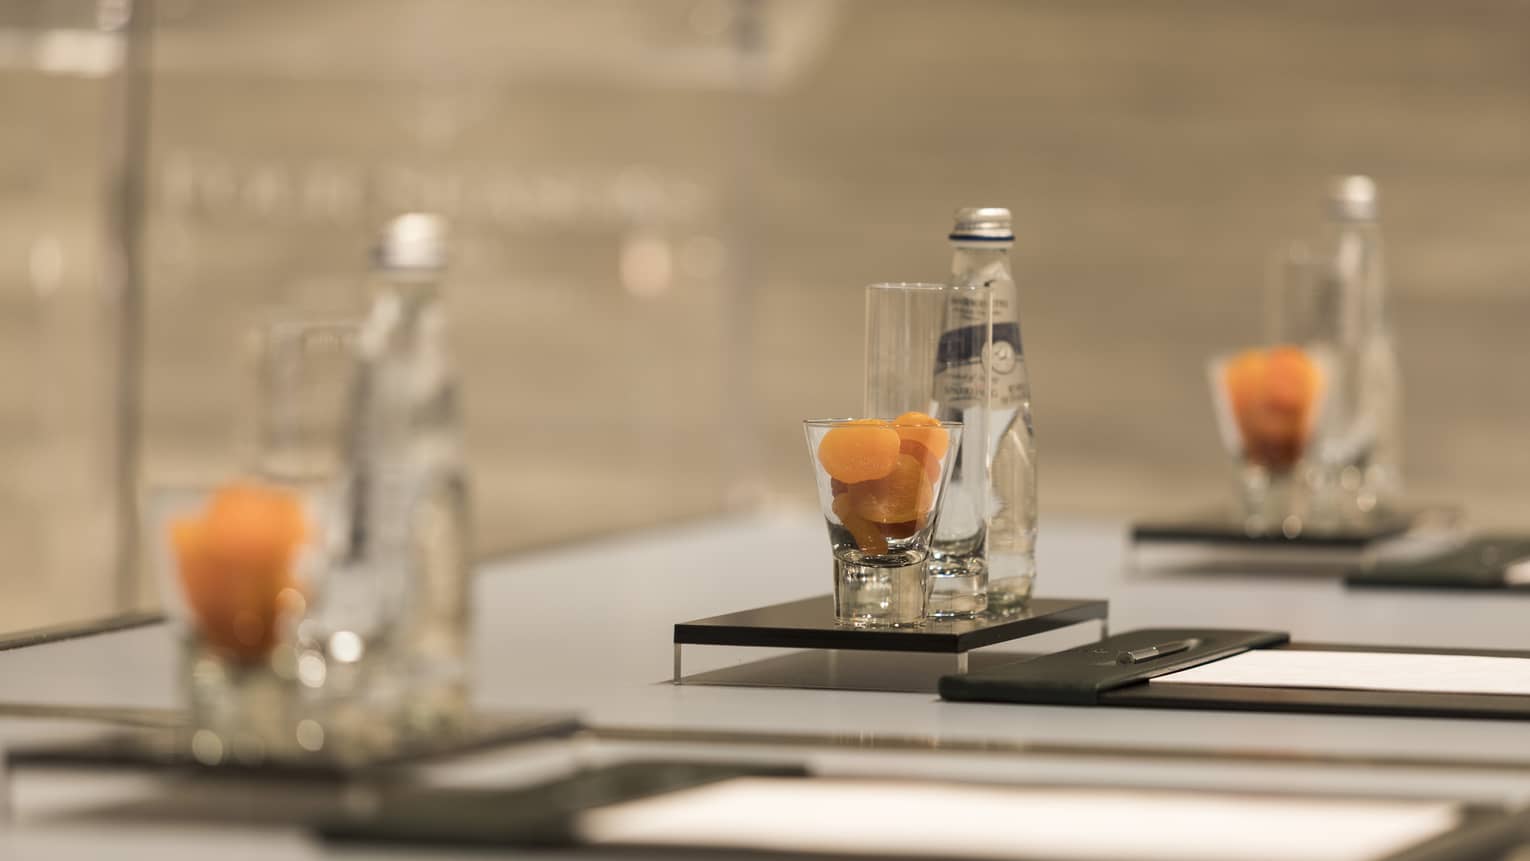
320 213 472 742
940 208 1037 611
1318 176 1402 520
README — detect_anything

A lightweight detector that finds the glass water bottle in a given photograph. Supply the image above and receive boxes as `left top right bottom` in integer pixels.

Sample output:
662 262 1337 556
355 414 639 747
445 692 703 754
939 208 1038 612
312 213 473 746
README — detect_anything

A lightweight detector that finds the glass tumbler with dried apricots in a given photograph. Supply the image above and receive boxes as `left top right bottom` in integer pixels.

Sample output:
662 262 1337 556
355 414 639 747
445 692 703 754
1207 345 1329 534
805 413 962 627
153 480 323 764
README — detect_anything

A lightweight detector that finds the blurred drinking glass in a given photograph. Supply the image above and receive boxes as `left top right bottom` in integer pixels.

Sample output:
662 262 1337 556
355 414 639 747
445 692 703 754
1267 242 1352 530
1207 347 1327 536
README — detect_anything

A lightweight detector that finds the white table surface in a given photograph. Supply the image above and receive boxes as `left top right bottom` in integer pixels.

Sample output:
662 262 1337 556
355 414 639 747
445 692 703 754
4 510 1530 858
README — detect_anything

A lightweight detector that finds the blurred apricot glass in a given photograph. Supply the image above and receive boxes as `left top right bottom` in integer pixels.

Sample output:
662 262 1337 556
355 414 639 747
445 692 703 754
1207 347 1327 535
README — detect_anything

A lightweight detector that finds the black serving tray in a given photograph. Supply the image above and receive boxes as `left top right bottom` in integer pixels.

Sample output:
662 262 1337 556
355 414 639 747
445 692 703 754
675 596 1107 655
672 596 1107 692
6 710 582 779
1132 507 1419 549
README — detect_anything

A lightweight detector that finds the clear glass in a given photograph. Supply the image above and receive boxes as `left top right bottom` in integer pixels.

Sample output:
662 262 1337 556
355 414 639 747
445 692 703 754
1314 217 1402 523
1207 346 1331 536
947 243 1038 614
148 482 320 765
1267 243 1348 530
803 418 962 628
864 282 988 618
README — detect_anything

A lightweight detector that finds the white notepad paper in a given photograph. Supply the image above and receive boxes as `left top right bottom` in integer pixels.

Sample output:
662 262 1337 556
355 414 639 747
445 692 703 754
1154 649 1530 696
580 778 1460 861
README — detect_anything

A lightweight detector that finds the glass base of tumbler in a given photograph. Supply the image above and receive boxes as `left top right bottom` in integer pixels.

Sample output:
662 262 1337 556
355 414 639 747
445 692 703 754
1238 464 1302 536
925 556 988 618
183 638 305 765
985 550 1036 617
1305 462 1398 533
833 550 929 628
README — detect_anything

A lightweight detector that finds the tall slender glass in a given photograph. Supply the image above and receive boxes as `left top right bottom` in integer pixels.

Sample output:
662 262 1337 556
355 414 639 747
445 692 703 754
1267 243 1348 530
864 283 990 617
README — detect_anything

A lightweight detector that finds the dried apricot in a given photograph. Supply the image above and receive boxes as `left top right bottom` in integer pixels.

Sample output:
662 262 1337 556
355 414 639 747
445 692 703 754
832 492 888 555
892 411 949 459
1266 346 1321 412
817 422 901 484
171 517 228 649
173 482 308 662
206 486 307 553
849 454 935 525
899 438 943 483
875 519 923 540
1223 347 1322 471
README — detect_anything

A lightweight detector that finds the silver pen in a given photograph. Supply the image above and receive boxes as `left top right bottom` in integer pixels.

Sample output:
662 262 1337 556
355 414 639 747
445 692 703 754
1117 638 1202 665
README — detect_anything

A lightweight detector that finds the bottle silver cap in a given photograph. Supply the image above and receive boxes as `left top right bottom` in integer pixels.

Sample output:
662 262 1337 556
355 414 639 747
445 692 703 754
950 206 1014 241
376 212 447 270
1327 175 1378 222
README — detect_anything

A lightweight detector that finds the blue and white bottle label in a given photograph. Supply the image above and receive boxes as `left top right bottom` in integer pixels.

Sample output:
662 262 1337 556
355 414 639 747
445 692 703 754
934 287 1025 409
